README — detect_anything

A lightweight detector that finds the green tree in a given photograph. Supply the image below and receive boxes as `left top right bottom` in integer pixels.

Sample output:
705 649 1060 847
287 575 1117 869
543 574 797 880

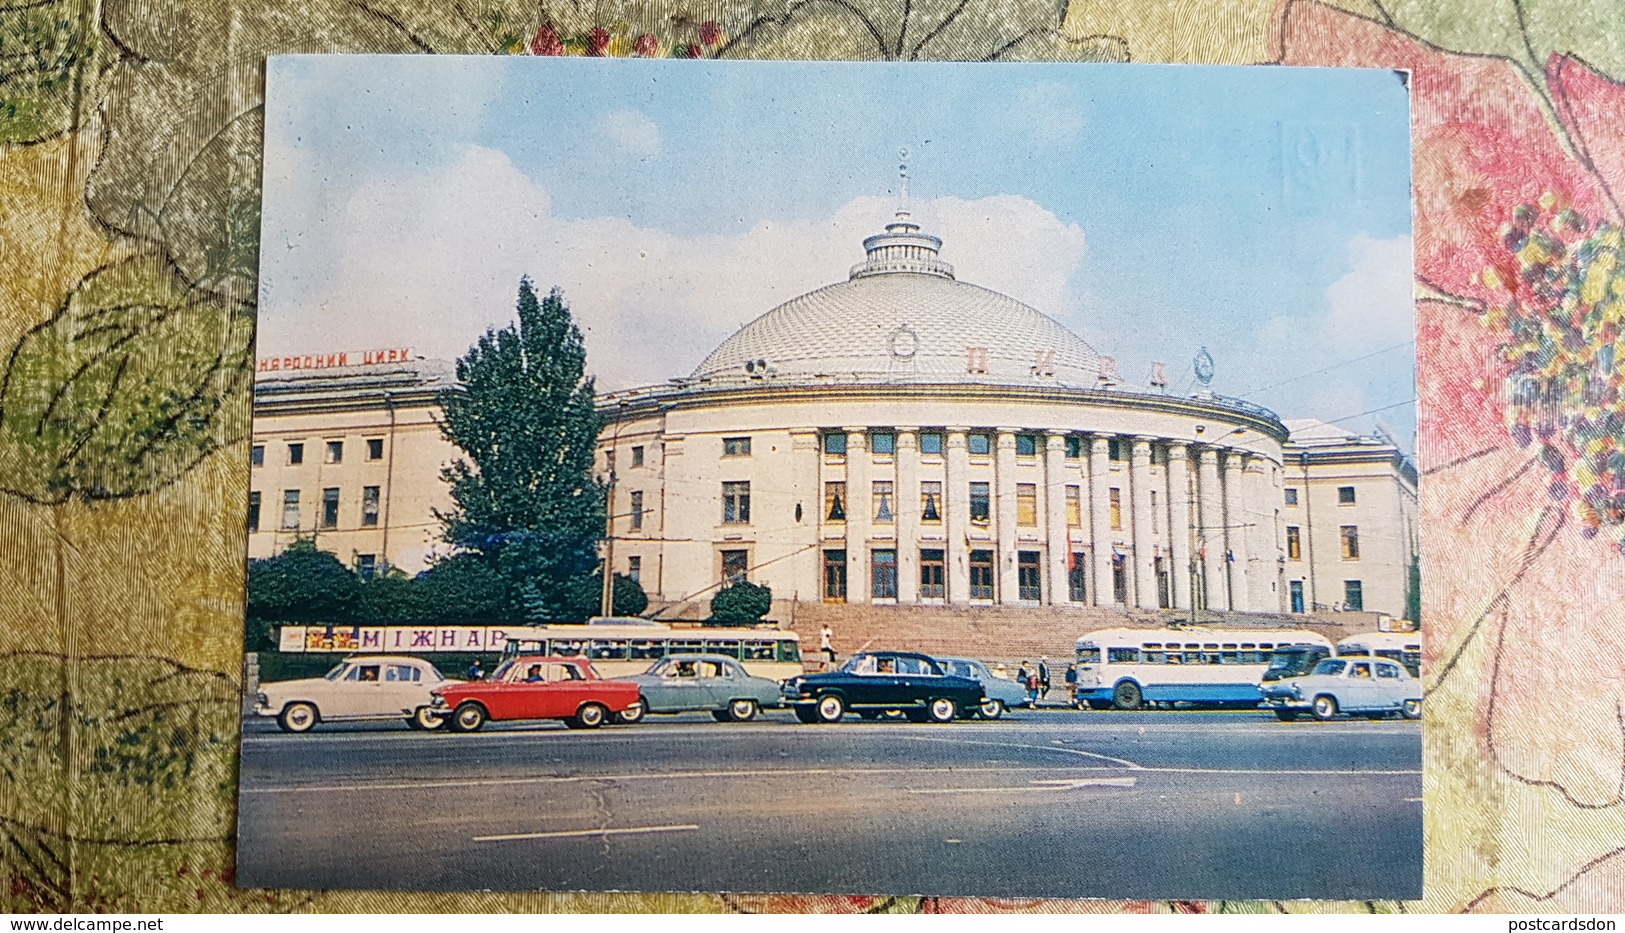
244 538 361 648
437 277 605 622
415 551 513 623
709 580 773 626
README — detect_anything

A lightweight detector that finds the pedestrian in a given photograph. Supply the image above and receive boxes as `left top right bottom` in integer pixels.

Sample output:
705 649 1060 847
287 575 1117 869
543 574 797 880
819 625 836 667
1064 663 1078 706
1038 656 1052 702
466 658 484 681
1018 660 1037 707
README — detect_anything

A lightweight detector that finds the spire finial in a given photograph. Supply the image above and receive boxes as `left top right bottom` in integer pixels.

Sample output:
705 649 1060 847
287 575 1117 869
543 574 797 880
897 146 910 222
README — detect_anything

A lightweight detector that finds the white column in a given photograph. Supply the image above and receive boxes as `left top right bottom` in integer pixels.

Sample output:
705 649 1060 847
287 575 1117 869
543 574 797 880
1244 455 1277 612
791 429 822 604
845 427 870 605
1198 447 1224 612
896 428 919 604
1044 431 1070 605
995 429 1019 604
1167 443 1192 610
1223 450 1249 611
1130 437 1157 609
946 428 971 605
1089 435 1115 606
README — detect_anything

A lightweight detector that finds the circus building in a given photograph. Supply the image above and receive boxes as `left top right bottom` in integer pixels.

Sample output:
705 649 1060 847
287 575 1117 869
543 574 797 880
248 199 1419 623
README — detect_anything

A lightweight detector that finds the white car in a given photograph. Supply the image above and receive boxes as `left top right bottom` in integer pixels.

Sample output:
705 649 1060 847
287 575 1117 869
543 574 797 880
1258 657 1422 722
254 656 460 732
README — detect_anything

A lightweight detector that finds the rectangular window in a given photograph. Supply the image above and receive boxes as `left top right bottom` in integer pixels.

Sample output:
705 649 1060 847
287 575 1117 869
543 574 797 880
321 487 340 528
969 549 995 600
919 431 944 455
968 433 991 456
919 548 946 599
871 549 898 599
1065 436 1083 459
1108 438 1123 461
1286 525 1301 560
630 490 644 530
1068 553 1087 602
823 549 847 601
1344 579 1364 611
631 445 645 467
1338 485 1356 504
722 482 751 523
366 438 384 460
1015 434 1038 457
1017 551 1042 601
248 491 261 533
361 486 380 527
1110 487 1123 530
288 442 304 466
824 432 847 455
356 554 377 579
1340 525 1360 559
969 482 991 523
722 549 749 583
723 436 751 457
1289 579 1305 613
1066 486 1082 528
1284 487 1299 505
281 490 300 530
1151 491 1159 534
920 481 943 523
1016 483 1038 526
627 555 641 583
872 481 895 523
870 431 895 455
325 440 343 464
251 444 264 467
825 481 847 521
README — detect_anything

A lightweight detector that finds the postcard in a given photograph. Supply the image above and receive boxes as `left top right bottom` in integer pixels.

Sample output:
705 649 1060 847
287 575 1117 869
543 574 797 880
237 57 1418 899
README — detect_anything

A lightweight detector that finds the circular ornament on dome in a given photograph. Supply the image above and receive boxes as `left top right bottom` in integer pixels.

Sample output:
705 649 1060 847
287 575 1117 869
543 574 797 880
888 325 919 359
1194 346 1215 386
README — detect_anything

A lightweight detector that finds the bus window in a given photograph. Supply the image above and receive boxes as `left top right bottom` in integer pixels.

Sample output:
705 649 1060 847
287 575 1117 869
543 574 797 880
1143 647 1165 664
1107 647 1139 664
550 640 582 657
670 639 703 655
742 641 775 661
589 639 628 660
703 639 741 658
1076 645 1102 664
776 640 801 663
630 639 663 660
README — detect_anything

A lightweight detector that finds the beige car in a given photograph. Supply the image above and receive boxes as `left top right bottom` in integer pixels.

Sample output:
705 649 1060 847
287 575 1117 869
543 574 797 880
255 656 460 732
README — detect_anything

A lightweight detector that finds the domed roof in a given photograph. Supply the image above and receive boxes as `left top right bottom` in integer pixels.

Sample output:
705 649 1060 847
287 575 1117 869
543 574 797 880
690 211 1101 389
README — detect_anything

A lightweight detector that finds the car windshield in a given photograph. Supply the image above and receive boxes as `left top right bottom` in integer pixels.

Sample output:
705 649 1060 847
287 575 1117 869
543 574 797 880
323 662 348 681
489 659 516 682
1312 659 1347 676
1267 648 1320 676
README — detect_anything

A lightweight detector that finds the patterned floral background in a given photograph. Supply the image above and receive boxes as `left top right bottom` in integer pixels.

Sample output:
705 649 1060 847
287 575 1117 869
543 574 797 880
2 0 1624 914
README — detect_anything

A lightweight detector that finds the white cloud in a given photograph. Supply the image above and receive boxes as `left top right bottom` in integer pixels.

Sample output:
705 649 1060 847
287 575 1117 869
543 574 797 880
1322 234 1415 349
257 147 1090 392
597 110 661 156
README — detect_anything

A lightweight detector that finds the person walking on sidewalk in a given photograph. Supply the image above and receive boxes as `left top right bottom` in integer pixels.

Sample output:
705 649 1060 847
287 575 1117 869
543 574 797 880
1038 657 1052 705
1064 663 1078 707
819 625 837 667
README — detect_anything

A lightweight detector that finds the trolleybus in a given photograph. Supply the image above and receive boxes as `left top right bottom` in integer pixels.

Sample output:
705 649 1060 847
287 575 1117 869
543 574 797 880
1073 627 1334 710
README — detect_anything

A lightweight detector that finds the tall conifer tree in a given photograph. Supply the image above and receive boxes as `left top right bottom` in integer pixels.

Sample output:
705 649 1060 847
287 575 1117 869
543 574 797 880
437 277 606 621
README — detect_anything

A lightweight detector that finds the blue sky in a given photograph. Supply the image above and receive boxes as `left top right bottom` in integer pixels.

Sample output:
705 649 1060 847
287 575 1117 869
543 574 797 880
260 57 1415 446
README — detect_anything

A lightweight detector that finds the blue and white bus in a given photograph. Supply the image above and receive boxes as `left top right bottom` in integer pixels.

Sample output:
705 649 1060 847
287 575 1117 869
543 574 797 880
1072 627 1334 710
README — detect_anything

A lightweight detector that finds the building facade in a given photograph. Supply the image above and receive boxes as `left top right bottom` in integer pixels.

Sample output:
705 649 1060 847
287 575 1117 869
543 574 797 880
248 209 1419 619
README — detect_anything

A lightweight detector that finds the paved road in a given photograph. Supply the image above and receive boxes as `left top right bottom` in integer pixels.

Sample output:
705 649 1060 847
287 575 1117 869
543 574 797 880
236 709 1421 900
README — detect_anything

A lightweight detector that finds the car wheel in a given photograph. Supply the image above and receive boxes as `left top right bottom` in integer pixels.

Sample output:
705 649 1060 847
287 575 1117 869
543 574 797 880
568 703 608 729
1401 698 1422 720
1274 709 1300 722
450 702 487 732
927 698 958 723
793 706 820 724
411 706 446 731
978 698 1005 720
1311 695 1339 721
613 700 646 725
277 702 318 734
815 694 845 723
726 699 759 722
1112 680 1144 711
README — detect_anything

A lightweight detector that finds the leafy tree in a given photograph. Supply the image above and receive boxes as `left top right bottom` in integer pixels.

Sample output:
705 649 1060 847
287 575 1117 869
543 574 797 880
354 571 432 624
437 278 606 622
245 538 361 648
709 580 772 626
415 551 513 623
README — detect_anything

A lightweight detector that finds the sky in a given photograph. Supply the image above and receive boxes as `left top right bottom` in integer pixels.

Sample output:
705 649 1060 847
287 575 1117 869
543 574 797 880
258 57 1416 447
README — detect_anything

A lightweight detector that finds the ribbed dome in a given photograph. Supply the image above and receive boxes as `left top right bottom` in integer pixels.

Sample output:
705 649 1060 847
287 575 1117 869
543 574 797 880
691 214 1101 388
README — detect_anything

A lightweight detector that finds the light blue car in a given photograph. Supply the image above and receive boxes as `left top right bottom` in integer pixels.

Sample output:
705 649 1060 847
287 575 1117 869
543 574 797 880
616 654 784 723
936 657 1024 719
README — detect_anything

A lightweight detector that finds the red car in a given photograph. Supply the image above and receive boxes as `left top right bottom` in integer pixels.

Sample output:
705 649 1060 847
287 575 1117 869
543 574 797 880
429 656 641 731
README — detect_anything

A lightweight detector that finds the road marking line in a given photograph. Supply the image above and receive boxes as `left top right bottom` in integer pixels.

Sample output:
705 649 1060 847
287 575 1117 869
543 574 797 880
473 824 699 842
909 777 1138 794
1404 797 1423 802
899 734 1145 769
